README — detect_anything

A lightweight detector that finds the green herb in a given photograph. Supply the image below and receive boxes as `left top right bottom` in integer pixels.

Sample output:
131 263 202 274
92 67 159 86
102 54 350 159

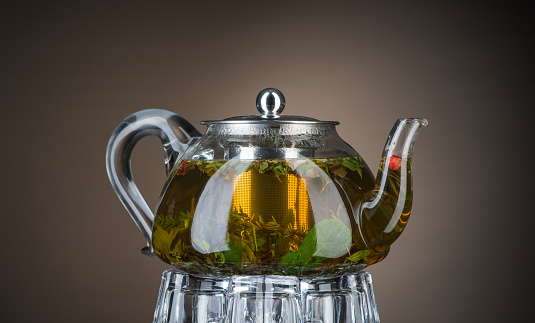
302 256 327 269
341 157 363 178
222 241 242 264
173 157 364 181
154 156 372 273
280 218 351 267
345 249 371 263
312 218 352 258
273 163 289 182
330 166 348 178
259 161 269 173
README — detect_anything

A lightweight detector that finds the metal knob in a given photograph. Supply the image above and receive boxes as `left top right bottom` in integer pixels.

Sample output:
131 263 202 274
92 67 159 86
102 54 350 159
256 88 285 117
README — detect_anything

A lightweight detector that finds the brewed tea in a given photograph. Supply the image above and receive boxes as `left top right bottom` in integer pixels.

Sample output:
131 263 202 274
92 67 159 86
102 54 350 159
152 156 411 275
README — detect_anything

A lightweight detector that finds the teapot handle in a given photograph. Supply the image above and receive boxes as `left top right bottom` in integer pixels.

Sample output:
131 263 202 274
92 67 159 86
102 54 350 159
105 109 202 254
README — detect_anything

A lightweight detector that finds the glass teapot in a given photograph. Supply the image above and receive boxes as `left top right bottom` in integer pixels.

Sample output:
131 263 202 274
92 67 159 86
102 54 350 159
106 88 427 277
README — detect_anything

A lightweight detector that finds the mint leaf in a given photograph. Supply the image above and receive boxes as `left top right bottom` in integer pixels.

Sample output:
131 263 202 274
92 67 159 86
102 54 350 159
279 230 316 266
331 166 348 178
273 164 289 182
279 218 351 267
346 249 371 263
341 159 359 171
302 256 327 269
280 250 299 265
355 166 362 178
222 241 242 264
313 218 352 258
341 158 363 178
299 225 322 262
259 161 269 173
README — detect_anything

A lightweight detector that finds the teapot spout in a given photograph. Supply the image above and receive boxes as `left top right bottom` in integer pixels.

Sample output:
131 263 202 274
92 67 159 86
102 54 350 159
359 118 427 262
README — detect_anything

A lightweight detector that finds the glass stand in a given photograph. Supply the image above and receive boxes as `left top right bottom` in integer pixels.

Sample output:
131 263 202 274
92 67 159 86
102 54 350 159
153 270 380 323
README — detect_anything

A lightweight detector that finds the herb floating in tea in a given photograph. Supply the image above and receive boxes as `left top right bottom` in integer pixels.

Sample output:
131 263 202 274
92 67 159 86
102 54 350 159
279 218 352 273
152 156 404 275
345 249 371 264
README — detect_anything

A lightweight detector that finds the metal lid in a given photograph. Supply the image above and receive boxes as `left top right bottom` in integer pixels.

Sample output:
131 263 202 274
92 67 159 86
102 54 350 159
200 88 339 125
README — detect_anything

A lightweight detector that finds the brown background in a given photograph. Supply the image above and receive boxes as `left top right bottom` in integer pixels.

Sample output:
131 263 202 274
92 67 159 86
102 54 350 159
1 1 533 322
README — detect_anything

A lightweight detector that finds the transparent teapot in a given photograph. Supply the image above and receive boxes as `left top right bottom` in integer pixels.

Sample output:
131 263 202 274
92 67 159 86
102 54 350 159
106 88 427 322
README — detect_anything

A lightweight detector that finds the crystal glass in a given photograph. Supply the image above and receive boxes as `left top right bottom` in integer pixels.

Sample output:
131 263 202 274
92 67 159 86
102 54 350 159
153 271 379 323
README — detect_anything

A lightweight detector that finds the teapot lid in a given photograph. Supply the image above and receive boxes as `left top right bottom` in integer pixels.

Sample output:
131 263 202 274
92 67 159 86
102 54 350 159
200 88 339 125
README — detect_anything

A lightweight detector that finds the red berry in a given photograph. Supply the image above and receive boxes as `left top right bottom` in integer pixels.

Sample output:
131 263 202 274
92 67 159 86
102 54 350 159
388 155 402 170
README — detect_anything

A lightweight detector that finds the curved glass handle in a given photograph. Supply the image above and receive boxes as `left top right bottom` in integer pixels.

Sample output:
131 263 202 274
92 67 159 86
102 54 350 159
106 109 202 252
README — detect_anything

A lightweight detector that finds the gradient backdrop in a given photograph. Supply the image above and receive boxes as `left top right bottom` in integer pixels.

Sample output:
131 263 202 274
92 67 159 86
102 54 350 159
1 1 533 322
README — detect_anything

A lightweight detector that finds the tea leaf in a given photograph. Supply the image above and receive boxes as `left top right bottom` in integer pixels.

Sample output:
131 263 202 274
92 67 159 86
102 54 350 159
302 256 327 269
153 226 181 259
241 241 255 261
222 241 242 263
259 161 269 173
280 218 351 267
256 238 266 247
215 251 225 263
280 227 316 266
273 164 289 182
169 235 183 256
341 159 358 170
206 256 214 266
313 218 352 258
331 165 347 178
340 158 364 178
154 157 371 271
280 250 299 265
345 249 371 263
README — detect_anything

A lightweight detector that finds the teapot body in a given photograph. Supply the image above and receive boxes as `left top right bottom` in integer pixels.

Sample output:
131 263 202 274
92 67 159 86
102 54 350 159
152 122 388 276
106 89 426 277
153 155 376 276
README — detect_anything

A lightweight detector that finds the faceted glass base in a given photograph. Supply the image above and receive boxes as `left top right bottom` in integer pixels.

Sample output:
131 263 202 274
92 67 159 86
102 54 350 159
153 270 380 323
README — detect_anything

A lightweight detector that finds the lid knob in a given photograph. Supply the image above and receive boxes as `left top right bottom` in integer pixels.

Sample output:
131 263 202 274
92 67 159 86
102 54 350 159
256 88 285 118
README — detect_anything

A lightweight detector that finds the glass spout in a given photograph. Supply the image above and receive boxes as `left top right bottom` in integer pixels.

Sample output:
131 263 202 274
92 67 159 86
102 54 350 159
359 118 427 262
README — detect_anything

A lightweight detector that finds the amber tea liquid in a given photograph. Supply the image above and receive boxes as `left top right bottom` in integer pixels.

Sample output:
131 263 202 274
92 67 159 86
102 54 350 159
152 157 411 275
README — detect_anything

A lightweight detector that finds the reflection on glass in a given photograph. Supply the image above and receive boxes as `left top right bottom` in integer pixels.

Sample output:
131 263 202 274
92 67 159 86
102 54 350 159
152 156 376 275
